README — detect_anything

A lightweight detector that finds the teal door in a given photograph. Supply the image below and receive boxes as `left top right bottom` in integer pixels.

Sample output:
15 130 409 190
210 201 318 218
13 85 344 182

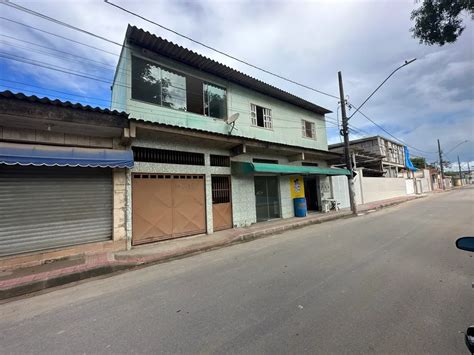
254 176 280 222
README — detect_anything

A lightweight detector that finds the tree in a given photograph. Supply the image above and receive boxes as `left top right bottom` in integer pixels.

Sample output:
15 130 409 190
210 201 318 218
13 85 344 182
430 160 452 169
411 0 474 46
410 156 427 169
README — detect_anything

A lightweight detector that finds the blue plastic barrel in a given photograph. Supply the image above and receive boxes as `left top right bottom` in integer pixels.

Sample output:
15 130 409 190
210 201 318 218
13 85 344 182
294 197 307 217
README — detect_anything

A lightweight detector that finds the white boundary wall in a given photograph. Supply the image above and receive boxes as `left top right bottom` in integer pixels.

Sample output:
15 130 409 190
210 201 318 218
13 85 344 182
331 175 350 209
359 176 408 204
332 169 416 207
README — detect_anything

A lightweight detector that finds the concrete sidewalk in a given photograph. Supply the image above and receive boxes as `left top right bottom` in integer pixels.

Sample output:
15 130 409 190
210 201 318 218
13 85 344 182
0 193 426 300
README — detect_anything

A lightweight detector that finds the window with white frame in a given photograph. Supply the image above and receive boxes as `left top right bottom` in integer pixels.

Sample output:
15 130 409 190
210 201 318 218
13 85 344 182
251 104 272 129
302 120 316 139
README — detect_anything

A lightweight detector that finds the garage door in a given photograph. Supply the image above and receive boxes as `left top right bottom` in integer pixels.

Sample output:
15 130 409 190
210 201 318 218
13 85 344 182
0 165 113 257
132 174 206 245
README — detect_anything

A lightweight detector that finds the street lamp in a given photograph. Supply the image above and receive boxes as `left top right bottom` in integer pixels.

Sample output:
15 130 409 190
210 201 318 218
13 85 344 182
338 59 417 214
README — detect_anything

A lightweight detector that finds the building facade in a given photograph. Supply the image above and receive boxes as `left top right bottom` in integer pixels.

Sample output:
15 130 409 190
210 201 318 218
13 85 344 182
0 91 133 269
329 136 406 177
112 26 349 248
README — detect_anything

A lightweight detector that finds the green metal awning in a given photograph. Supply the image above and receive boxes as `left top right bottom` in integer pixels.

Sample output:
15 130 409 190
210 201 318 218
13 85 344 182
231 162 351 176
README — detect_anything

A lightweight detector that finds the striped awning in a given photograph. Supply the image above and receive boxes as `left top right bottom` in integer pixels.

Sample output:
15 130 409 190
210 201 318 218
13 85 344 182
0 142 134 168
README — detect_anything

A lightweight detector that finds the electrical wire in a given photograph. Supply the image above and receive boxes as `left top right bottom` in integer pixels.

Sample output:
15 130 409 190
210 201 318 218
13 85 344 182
1 0 340 100
0 17 119 56
1 1 443 154
352 109 438 155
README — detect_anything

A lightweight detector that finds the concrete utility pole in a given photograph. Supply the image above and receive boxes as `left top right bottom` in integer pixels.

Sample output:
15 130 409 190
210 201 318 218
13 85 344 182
457 155 463 186
338 71 357 215
437 139 445 190
468 162 471 184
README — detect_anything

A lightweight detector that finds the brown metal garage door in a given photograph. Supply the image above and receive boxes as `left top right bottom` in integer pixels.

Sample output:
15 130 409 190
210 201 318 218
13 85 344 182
212 175 232 231
132 174 206 245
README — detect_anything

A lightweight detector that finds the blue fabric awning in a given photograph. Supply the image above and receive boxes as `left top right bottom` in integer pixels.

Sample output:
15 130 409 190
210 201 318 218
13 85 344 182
0 142 134 168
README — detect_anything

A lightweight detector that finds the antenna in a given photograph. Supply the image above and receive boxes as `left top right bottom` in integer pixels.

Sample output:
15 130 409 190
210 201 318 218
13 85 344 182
225 113 239 134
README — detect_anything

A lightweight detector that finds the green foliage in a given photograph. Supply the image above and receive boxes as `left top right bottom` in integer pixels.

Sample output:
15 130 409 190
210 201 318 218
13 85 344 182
410 156 427 169
411 0 474 46
429 160 452 169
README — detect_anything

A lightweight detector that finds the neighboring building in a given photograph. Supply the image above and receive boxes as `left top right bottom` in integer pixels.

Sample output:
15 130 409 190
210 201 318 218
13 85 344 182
429 167 442 190
111 25 348 247
0 91 133 269
329 136 406 177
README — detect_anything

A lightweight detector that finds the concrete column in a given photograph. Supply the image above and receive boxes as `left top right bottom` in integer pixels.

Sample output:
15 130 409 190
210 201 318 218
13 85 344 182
204 154 214 235
112 169 127 242
125 169 133 250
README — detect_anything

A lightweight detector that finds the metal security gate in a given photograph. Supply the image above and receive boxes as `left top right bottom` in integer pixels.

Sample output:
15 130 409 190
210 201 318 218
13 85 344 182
0 166 113 257
132 174 206 245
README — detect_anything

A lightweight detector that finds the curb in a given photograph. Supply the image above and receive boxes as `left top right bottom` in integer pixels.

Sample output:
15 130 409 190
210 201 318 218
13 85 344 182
0 195 424 300
357 195 426 215
0 264 132 300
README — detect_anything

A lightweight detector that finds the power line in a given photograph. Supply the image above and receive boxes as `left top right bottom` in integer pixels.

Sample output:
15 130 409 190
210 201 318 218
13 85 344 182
353 109 438 155
0 40 117 73
0 52 117 85
1 0 340 100
0 17 119 56
0 34 115 68
1 1 122 47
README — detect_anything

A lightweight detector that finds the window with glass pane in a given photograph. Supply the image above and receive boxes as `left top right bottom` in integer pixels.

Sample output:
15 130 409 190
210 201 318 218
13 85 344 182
204 83 226 119
132 55 162 105
131 56 186 110
161 68 186 110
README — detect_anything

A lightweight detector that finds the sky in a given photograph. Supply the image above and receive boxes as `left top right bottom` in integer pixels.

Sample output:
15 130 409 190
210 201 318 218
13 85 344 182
0 0 473 170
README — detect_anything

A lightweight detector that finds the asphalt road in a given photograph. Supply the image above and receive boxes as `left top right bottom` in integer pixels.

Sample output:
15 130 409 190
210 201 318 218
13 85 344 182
1 188 473 354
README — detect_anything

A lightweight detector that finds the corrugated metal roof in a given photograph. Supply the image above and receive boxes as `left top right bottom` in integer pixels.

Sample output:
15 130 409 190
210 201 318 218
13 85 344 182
0 90 129 117
126 25 332 116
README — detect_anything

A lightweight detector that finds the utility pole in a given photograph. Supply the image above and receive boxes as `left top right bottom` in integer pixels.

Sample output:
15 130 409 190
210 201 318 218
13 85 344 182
457 155 463 186
438 139 445 190
468 162 471 184
338 71 357 215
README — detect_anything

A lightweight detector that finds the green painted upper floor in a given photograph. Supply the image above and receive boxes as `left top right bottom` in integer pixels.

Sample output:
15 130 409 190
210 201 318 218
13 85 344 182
111 26 331 151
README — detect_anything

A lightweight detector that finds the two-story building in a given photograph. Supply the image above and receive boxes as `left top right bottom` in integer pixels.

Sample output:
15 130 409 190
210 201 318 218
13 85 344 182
329 136 407 177
111 26 349 248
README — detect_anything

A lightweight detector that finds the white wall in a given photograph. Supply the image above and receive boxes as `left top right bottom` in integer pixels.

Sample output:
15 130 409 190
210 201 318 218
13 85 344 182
331 175 350 209
360 177 408 203
405 179 415 195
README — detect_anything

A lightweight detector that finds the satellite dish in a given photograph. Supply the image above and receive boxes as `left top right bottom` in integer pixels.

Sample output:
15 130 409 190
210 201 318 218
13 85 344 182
225 113 239 125
225 113 239 135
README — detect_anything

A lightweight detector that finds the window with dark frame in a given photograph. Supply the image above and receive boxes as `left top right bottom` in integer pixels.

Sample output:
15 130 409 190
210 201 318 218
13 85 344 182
211 176 231 204
302 162 319 167
131 55 227 119
253 158 279 164
210 155 230 167
132 55 186 111
302 119 316 139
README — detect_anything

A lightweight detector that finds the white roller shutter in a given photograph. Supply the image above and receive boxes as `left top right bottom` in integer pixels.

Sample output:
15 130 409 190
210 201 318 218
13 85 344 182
0 166 113 257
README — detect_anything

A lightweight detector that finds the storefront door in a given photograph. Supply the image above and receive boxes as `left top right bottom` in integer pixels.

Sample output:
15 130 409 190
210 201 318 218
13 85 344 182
254 176 280 222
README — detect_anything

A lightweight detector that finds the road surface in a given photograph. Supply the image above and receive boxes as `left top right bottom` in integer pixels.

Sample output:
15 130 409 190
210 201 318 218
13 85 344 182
1 188 473 354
